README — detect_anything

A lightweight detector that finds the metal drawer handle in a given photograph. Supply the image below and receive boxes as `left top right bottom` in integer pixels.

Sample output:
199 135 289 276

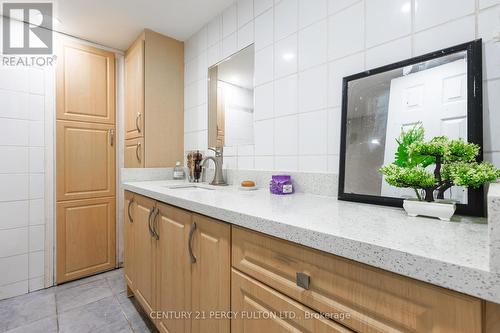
152 208 160 240
136 142 142 162
148 207 155 237
296 272 310 290
188 222 197 263
127 199 134 223
109 129 115 146
136 112 142 133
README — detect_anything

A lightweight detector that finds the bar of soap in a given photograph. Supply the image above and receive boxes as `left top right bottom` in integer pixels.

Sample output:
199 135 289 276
241 180 255 187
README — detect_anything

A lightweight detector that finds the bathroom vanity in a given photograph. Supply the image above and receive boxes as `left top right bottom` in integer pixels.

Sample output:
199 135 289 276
122 180 500 333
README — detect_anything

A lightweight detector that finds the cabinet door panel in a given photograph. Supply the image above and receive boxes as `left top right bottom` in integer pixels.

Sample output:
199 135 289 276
124 191 135 289
125 37 144 140
232 269 353 333
57 120 116 201
191 214 230 333
133 195 157 316
125 137 144 168
157 203 192 333
56 197 116 283
56 42 115 124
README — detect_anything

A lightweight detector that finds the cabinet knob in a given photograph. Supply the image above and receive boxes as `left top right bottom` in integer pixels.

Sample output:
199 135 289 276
296 272 310 290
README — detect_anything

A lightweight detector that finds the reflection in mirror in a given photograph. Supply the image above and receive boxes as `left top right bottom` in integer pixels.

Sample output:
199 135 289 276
343 51 470 204
208 45 254 148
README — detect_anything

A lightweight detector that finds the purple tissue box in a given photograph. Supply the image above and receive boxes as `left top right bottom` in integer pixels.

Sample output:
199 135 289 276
269 175 294 195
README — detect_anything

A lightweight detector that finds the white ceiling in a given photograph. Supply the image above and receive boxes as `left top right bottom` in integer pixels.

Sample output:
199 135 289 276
52 0 235 51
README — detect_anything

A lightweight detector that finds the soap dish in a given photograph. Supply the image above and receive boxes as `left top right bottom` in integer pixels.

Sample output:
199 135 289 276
239 185 258 191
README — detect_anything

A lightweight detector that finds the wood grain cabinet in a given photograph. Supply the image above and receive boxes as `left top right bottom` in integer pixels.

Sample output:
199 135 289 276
124 29 184 168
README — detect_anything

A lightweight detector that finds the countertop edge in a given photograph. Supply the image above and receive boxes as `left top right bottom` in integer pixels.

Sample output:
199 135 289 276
123 182 500 304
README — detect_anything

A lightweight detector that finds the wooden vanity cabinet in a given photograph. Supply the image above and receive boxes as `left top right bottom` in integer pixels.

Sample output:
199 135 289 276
124 192 135 290
124 29 184 168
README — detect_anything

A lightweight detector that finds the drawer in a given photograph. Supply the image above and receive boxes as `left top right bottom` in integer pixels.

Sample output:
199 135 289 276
232 227 482 333
232 269 353 333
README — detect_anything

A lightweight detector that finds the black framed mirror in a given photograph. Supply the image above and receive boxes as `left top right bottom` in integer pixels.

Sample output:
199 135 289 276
338 39 484 216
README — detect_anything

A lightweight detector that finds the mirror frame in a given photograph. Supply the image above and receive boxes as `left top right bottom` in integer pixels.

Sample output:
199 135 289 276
338 39 484 217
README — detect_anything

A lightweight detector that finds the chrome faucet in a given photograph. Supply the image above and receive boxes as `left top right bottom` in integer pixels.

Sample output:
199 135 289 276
201 147 227 186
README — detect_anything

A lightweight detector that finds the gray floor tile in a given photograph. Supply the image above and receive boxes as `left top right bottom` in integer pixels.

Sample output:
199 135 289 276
106 272 127 296
56 279 113 313
58 296 132 333
0 289 56 333
116 292 156 333
4 316 57 333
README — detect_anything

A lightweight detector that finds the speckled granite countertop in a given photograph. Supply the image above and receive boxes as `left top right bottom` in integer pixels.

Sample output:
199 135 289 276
123 180 500 304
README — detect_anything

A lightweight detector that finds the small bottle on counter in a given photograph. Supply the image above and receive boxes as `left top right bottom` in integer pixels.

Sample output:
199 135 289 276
173 161 185 180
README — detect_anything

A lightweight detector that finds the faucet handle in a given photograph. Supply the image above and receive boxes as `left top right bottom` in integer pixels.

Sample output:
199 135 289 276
208 147 223 157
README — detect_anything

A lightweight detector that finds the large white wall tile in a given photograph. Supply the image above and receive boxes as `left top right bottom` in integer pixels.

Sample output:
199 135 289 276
255 46 274 85
255 82 274 120
414 0 475 31
0 280 29 299
223 4 238 37
328 0 360 15
29 174 44 199
413 16 476 56
207 15 222 47
274 33 298 78
275 0 298 40
29 225 44 252
29 147 45 174
274 74 298 117
299 110 328 155
254 119 274 155
29 69 44 95
0 254 28 286
366 37 412 69
29 277 44 292
327 107 342 155
275 156 298 171
0 67 30 92
29 251 44 278
327 53 365 107
298 20 327 70
299 155 328 172
238 156 255 169
328 2 365 60
0 90 29 119
0 147 28 174
238 0 254 27
480 0 500 8
238 21 255 49
0 227 28 257
29 199 45 226
299 0 327 28
299 65 327 113
0 201 29 230
254 156 274 169
0 174 29 202
255 8 274 50
478 6 500 42
222 32 238 58
255 0 273 16
29 121 44 147
327 155 340 173
207 42 223 67
366 0 411 47
0 119 29 146
484 42 500 80
274 114 298 155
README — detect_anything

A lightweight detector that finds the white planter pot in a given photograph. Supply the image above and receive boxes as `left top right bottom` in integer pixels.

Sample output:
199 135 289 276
403 199 456 221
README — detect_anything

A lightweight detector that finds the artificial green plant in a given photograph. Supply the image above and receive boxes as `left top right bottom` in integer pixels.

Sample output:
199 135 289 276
379 123 500 202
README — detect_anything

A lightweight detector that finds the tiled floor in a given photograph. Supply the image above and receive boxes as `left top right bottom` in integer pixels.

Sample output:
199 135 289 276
0 269 157 333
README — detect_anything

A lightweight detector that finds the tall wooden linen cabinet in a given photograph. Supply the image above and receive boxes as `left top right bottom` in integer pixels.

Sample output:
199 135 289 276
124 29 184 168
56 40 116 283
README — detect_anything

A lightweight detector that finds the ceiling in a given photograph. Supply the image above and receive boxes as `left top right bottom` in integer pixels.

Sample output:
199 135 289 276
50 0 234 50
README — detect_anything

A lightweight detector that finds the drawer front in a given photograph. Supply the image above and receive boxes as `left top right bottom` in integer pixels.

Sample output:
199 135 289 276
232 269 353 333
232 227 482 333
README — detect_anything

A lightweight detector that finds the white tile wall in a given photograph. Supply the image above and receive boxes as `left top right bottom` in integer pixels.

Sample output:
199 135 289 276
184 0 500 172
0 63 50 299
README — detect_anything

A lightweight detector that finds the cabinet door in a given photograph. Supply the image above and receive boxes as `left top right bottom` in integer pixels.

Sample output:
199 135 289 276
191 214 231 333
125 138 144 168
56 120 116 201
125 37 144 140
133 195 157 316
124 191 135 289
231 269 353 333
156 203 192 333
56 197 116 283
56 41 115 124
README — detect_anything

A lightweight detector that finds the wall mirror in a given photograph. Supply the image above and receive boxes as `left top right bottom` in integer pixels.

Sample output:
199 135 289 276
208 45 254 148
338 40 484 216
